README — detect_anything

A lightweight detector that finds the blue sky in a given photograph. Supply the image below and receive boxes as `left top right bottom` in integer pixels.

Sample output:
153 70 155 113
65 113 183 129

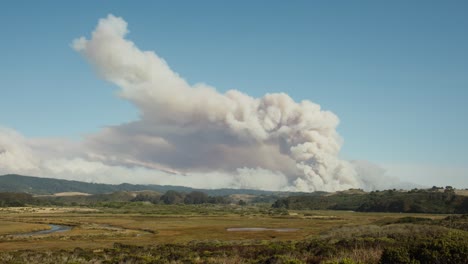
1 1 467 187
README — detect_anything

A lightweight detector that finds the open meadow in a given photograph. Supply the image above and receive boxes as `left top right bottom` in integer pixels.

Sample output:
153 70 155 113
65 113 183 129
0 204 466 263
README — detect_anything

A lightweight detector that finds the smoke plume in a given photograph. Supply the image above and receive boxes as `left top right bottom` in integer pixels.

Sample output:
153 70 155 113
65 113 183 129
71 14 361 192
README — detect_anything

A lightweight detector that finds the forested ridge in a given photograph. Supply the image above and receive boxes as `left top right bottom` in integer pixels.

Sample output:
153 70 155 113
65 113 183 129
273 187 468 213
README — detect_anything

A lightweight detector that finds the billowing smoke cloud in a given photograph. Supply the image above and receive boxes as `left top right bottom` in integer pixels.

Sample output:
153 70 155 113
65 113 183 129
70 14 360 192
0 128 292 190
0 15 411 192
0 128 40 174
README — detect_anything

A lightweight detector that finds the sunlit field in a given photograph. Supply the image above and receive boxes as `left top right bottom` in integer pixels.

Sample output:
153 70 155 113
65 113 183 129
0 205 449 251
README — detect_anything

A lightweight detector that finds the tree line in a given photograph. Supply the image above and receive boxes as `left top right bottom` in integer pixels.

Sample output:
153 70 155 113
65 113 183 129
272 187 468 214
0 190 232 207
131 190 229 205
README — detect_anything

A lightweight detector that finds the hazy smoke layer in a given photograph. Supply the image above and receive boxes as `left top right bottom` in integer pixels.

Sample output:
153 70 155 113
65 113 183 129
71 15 361 192
0 128 40 173
0 128 295 190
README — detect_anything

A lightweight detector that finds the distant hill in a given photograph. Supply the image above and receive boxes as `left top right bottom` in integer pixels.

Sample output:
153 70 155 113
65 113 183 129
0 174 293 196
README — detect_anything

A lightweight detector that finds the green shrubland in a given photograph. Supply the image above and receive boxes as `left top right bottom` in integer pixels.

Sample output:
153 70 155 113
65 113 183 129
273 187 468 214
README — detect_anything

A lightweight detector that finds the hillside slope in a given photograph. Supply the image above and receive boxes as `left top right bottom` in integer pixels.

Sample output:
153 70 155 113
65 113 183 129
0 174 289 196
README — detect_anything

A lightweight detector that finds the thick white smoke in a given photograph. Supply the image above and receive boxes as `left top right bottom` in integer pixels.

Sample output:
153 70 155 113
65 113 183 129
71 14 361 192
0 128 292 190
0 128 40 173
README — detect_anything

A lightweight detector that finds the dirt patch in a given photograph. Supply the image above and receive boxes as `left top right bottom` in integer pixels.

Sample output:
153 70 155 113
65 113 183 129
53 192 91 197
0 207 99 214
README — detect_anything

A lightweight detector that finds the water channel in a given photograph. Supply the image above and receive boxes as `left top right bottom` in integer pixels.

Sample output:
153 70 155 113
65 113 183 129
16 224 72 236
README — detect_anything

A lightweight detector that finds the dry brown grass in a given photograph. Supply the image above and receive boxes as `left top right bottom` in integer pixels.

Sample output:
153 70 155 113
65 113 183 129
0 220 49 236
455 189 468 196
0 207 449 251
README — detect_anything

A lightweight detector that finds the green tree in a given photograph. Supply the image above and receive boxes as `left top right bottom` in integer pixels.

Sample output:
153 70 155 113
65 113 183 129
160 190 184 204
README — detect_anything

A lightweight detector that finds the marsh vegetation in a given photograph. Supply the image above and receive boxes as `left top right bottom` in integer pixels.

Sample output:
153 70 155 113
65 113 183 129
0 181 467 263
0 200 466 263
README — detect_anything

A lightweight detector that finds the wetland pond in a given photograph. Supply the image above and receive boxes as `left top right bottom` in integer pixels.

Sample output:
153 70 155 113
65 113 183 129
16 224 72 236
226 228 299 232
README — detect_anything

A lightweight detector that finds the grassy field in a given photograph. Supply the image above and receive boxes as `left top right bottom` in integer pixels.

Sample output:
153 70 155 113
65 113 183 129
0 220 50 236
0 204 466 263
0 204 449 251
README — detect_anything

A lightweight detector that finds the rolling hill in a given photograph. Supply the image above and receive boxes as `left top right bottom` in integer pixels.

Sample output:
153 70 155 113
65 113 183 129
0 174 289 196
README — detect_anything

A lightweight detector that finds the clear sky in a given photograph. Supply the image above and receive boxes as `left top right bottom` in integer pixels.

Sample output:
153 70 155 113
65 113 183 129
0 1 467 188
